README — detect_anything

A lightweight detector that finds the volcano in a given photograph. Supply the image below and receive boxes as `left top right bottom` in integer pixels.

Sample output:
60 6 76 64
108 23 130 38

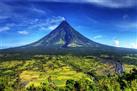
29 20 100 48
1 21 137 55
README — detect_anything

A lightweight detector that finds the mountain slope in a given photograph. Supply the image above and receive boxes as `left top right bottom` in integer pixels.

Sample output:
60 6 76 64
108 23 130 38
29 21 100 48
0 21 137 55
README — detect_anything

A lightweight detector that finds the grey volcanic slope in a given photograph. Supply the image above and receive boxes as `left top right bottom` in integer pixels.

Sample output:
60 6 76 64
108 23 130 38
1 21 137 55
29 21 100 48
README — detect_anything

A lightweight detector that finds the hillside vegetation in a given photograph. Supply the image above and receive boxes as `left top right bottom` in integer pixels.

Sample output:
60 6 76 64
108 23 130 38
0 55 137 91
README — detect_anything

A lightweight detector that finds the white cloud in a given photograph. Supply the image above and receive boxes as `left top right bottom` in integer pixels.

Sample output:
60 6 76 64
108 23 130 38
123 14 128 20
114 40 120 47
87 17 98 23
47 17 65 30
86 0 137 8
131 43 137 49
32 7 46 14
0 16 9 19
48 25 58 30
47 16 65 24
26 0 137 8
0 26 10 32
1 0 136 8
21 16 65 32
116 21 137 31
0 2 14 18
18 30 29 35
125 43 137 49
46 16 65 30
94 35 102 39
126 23 137 29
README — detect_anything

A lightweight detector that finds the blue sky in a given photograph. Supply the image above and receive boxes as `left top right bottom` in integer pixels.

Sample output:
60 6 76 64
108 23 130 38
0 0 137 49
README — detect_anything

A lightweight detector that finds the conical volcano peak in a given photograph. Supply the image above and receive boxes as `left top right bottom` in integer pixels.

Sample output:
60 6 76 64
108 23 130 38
60 20 69 25
21 19 100 48
57 20 72 29
2 18 136 55
1 17 136 55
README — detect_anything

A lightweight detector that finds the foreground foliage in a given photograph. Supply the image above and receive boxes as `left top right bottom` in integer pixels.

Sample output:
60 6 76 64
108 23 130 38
0 55 137 91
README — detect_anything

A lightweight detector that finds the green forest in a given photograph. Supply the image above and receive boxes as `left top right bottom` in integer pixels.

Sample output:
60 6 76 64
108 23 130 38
0 54 137 91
